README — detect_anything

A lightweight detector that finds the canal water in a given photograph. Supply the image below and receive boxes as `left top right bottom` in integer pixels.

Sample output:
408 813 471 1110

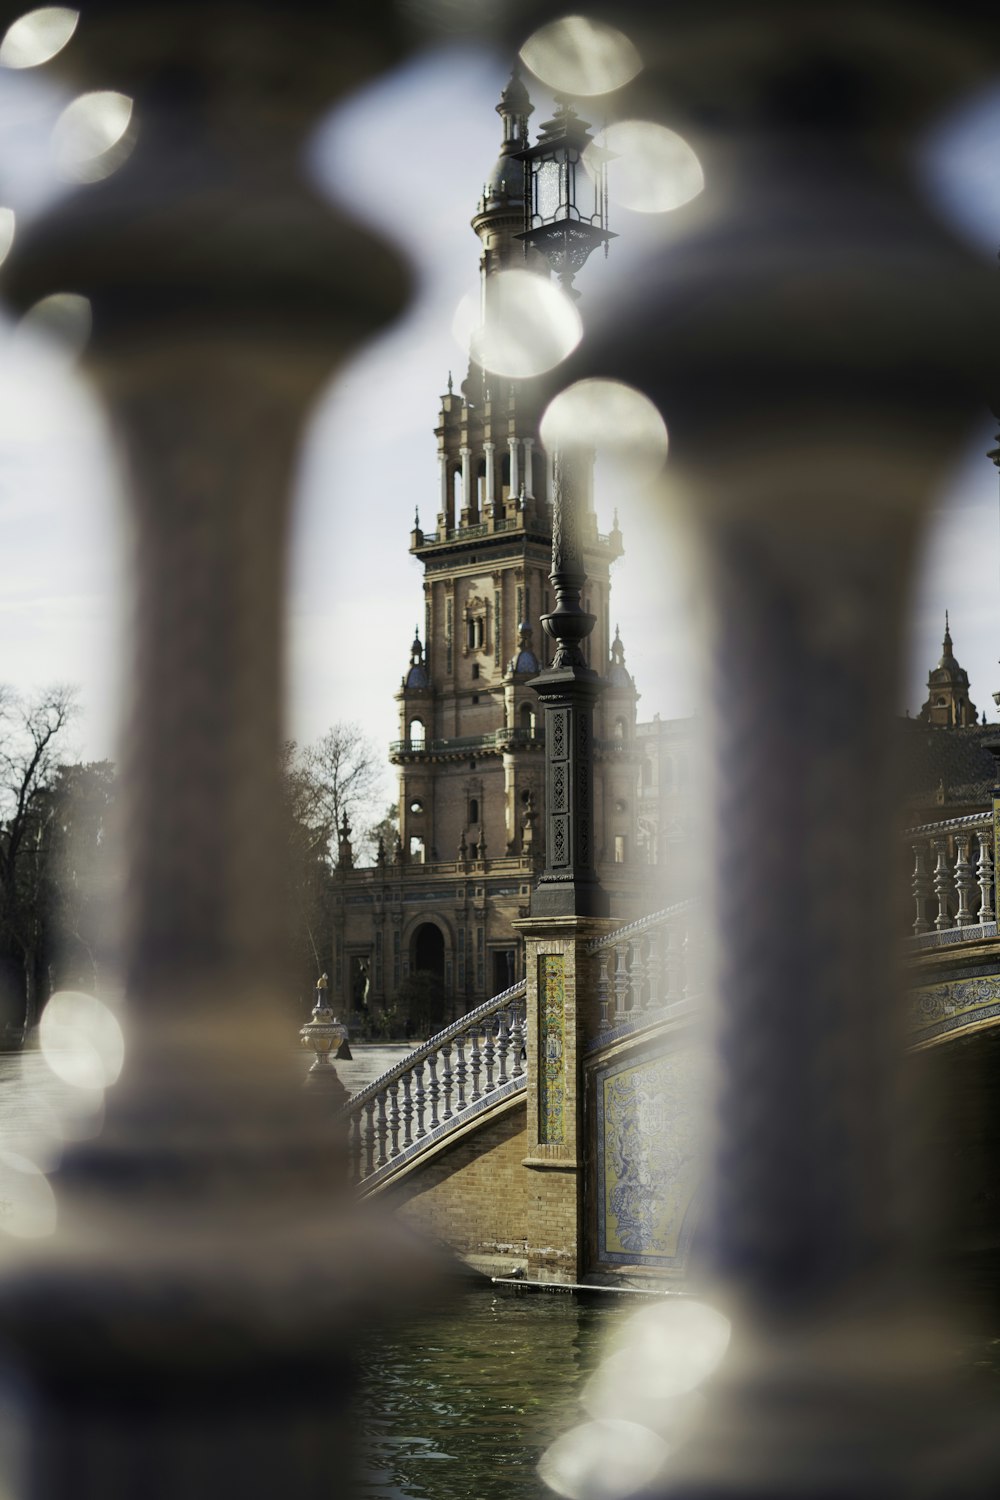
357 1288 629 1500
5 1044 1000 1499
0 1043 626 1499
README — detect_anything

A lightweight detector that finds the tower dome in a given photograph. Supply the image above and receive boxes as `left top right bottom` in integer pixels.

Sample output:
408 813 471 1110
508 622 540 677
608 625 633 687
404 628 430 690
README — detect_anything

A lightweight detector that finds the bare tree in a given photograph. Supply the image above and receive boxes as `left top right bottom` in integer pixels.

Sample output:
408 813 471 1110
300 723 387 864
278 725 387 1012
0 685 78 1029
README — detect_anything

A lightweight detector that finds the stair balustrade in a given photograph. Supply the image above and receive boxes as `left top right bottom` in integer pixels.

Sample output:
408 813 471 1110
587 901 699 1038
344 981 527 1185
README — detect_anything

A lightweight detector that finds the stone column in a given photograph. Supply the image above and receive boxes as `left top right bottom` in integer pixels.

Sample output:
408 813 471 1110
438 450 450 530
515 439 613 1280
530 448 607 921
528 3 1000 1489
483 439 495 516
460 443 472 525
508 433 520 497
514 911 613 1282
522 437 534 498
0 5 436 1495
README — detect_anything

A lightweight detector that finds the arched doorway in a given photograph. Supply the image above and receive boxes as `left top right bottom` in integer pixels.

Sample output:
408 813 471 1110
406 922 446 1036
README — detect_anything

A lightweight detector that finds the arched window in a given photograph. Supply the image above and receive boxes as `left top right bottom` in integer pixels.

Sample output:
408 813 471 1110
520 702 535 733
475 617 484 650
469 797 479 825
614 717 627 741
410 718 425 748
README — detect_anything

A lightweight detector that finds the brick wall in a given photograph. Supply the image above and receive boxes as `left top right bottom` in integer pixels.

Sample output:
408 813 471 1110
384 1100 528 1264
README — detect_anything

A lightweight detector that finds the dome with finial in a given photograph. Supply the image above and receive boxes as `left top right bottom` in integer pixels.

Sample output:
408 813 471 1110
480 68 534 209
405 627 430 690
509 621 539 676
608 624 633 687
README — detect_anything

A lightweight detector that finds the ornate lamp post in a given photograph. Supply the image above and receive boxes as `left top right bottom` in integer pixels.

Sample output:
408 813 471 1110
514 98 614 297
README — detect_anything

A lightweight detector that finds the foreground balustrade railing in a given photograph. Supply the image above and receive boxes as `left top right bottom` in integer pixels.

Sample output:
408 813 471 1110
907 812 996 943
588 900 699 1039
344 981 527 1185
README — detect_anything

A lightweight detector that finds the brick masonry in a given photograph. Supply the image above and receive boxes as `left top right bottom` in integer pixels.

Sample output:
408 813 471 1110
385 1100 529 1265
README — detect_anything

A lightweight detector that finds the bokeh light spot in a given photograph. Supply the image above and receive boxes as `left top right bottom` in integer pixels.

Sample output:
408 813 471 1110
538 1418 669 1500
520 16 641 97
541 379 668 482
0 207 14 268
52 90 135 183
39 990 125 1092
0 6 78 69
17 292 92 357
453 269 582 378
586 122 704 214
607 1299 732 1396
0 1151 57 1239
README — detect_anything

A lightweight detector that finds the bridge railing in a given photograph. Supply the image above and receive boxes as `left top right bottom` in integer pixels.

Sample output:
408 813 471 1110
587 899 699 1039
907 812 996 942
343 980 527 1184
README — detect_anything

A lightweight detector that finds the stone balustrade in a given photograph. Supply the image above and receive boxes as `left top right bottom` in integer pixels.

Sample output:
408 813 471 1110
908 813 997 944
588 901 699 1042
343 903 702 1191
345 981 527 1185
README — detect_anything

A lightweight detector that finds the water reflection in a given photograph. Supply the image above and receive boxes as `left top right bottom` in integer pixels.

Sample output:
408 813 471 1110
359 1290 630 1500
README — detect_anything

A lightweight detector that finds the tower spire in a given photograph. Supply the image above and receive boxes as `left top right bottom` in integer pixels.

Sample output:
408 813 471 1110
471 68 535 279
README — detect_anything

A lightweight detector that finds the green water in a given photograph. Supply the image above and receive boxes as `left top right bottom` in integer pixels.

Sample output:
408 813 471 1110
359 1289 630 1500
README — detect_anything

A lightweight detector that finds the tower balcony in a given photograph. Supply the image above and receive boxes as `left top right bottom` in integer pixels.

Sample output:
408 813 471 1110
410 509 623 560
389 725 545 761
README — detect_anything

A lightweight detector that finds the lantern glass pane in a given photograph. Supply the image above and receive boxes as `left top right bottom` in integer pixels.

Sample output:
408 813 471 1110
537 158 561 222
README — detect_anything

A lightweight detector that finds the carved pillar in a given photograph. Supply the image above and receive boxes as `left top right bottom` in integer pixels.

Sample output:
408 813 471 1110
438 449 449 530
530 447 607 921
520 2 1000 1489
0 5 434 1494
460 443 472 525
483 439 495 515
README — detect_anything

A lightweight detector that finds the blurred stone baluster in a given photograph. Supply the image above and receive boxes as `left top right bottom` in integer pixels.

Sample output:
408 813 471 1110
500 2 1000 1491
0 3 435 1496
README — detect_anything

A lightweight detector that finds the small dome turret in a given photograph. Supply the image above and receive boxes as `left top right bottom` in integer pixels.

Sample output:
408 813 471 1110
404 627 430 690
508 621 540 677
608 625 633 687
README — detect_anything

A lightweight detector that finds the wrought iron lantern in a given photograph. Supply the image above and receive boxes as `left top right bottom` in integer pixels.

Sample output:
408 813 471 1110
514 97 615 295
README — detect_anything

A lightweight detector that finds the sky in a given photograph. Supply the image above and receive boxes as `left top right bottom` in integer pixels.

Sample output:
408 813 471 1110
0 41 999 782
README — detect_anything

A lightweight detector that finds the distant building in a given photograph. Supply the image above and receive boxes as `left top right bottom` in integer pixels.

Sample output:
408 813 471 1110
918 612 978 727
904 612 995 825
329 75 675 1032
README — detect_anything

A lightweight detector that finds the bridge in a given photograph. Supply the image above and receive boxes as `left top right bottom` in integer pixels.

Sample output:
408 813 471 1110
339 807 1000 1286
